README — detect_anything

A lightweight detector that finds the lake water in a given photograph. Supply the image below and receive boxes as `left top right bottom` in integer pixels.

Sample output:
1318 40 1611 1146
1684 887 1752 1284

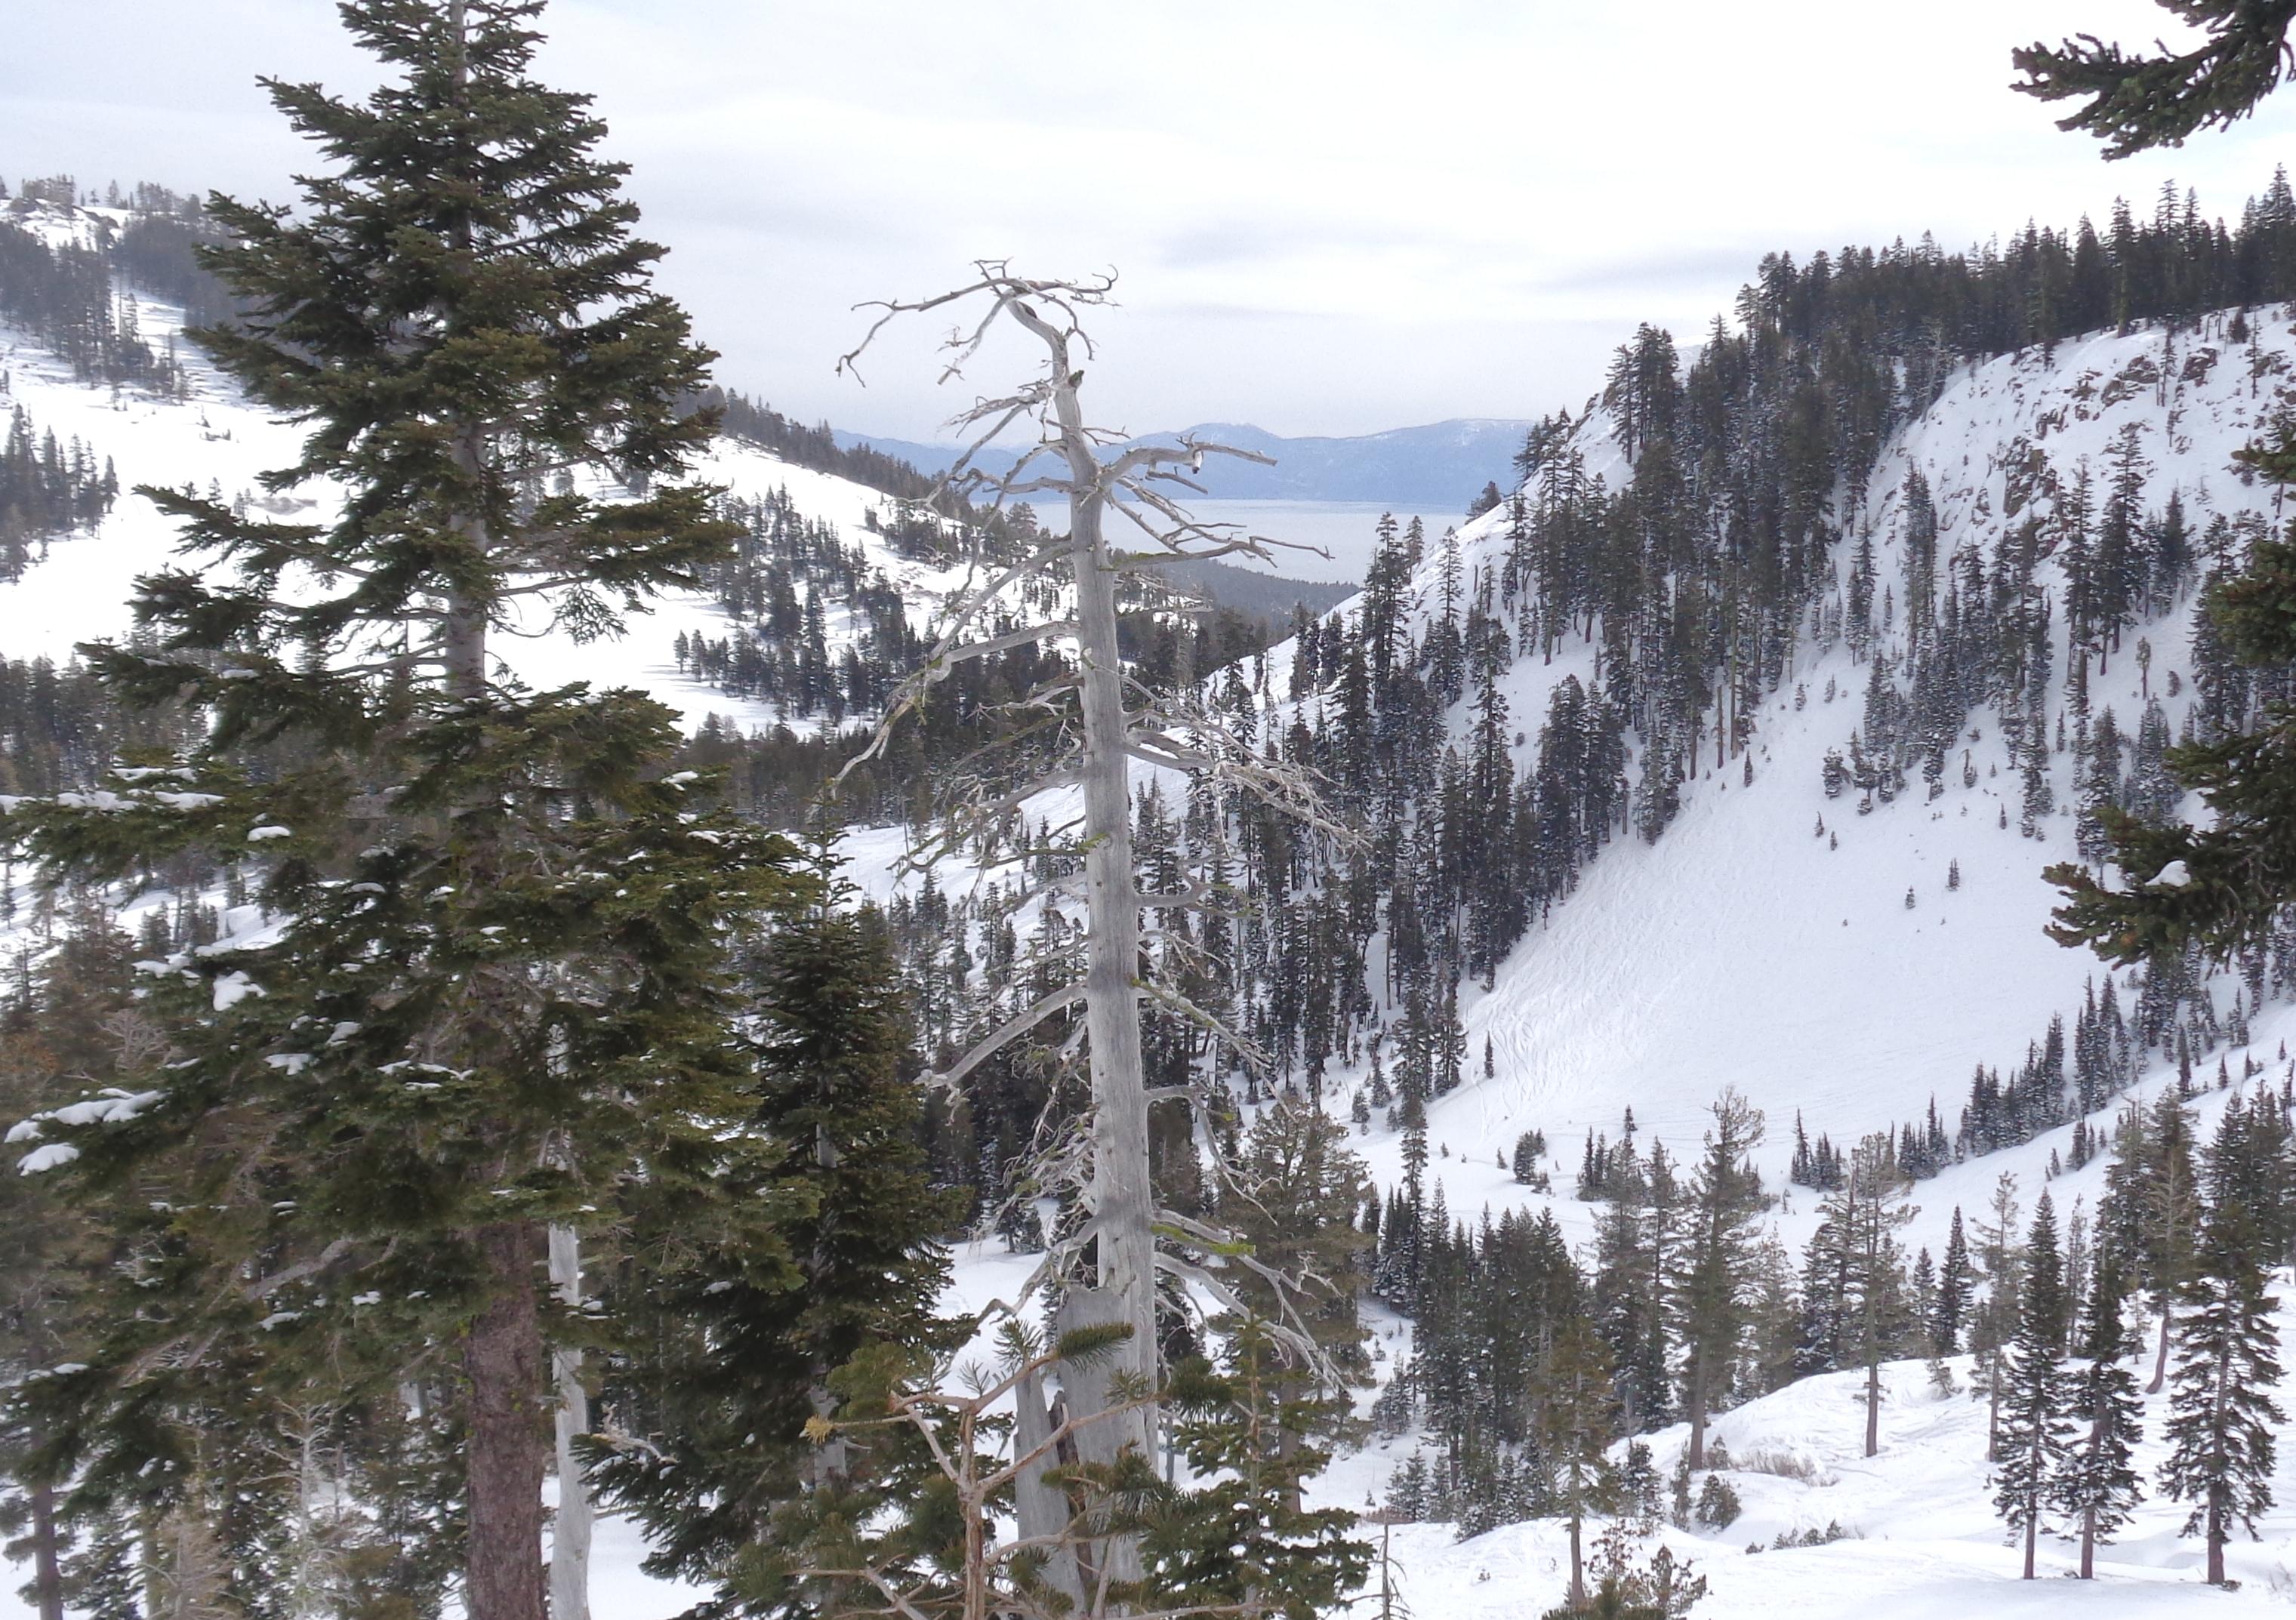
1114 498 1462 585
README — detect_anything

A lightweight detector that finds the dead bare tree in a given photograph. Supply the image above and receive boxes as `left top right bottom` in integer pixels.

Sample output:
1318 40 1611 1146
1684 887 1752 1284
806 1321 1234 1620
834 263 1354 1610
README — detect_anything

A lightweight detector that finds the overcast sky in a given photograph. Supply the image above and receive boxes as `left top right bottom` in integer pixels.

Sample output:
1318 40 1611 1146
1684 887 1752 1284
8 1 2296 441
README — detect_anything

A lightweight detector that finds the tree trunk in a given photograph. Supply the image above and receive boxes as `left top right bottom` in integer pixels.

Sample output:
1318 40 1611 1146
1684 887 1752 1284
2207 1501 2227 1587
2080 1502 2096 1579
2023 1511 2037 1579
1050 353 1156 1603
1986 1352 2003 1460
548 1224 593 1620
465 1220 547 1620
1567 1508 1585 1609
1687 1344 1710 1471
2149 1307 2171 1395
29 1479 63 1620
1864 1355 1881 1458
1072 488 1157 1437
1054 1286 1144 1598
1012 1366 1084 1606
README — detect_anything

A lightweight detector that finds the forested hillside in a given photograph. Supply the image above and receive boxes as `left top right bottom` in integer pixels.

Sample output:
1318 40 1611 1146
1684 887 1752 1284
11 53 2296 1610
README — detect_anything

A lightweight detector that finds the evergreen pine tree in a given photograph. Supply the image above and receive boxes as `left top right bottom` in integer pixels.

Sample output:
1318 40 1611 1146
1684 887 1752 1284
1147 1323 1371 1620
1672 1090 1764 1470
1991 1193 2075 1579
5 9 797 1616
593 872 962 1612
1534 1315 1619 1611
2161 1104 2287 1587
2057 1234 2144 1578
1934 1206 1974 1354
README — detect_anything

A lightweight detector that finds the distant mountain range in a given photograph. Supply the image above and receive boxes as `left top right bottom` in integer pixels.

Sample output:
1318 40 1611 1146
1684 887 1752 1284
832 418 1535 509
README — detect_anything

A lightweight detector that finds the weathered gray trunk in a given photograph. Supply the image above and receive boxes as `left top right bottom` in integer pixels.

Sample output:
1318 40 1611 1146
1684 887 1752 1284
1055 1286 1146 1595
2149 1307 2171 1394
548 1224 593 1620
1043 343 1156 1606
1069 485 1157 1443
1012 1363 1084 1606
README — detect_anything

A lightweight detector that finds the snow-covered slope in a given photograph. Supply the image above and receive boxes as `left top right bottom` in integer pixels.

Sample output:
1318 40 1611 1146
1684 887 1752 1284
1259 310 2296 1256
1363 1298 2296 1617
11 192 2296 1615
0 235 971 735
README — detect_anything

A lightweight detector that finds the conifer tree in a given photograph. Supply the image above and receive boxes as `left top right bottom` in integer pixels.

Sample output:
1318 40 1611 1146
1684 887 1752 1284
1533 1315 1619 1611
2057 1236 2144 1579
1991 1193 2074 1579
1804 1135 1915 1456
593 869 962 1613
1672 1090 1764 1470
1933 1206 1974 1354
1147 1323 1370 1620
2014 3 2296 160
1969 1173 2026 1457
0 905 148 1620
2161 1104 2287 1587
1209 1095 1373 1484
4 8 797 1616
2128 1089 2200 1391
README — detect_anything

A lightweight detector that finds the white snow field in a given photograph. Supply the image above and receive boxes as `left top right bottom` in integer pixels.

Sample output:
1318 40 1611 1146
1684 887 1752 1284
1272 309 2296 1263
11 196 2296 1610
0 217 995 738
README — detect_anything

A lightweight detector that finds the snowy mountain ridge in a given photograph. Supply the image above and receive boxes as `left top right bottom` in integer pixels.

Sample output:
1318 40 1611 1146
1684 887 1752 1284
13 185 2296 1615
1263 306 2296 1230
0 215 1001 741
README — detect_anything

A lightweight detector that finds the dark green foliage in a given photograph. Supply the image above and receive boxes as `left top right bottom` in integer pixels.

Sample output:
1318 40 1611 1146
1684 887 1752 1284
1536 1314 1620 1609
1933 1206 1974 1354
1693 1473 1740 1531
592 879 963 1613
2160 1099 2288 1585
2014 2 2296 161
1990 1194 2074 1576
1147 1325 1371 1620
2051 529 2296 966
0 405 116 581
2 5 806 1612
2057 1235 2144 1575
1673 1092 1764 1468
1216 1098 1373 1387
